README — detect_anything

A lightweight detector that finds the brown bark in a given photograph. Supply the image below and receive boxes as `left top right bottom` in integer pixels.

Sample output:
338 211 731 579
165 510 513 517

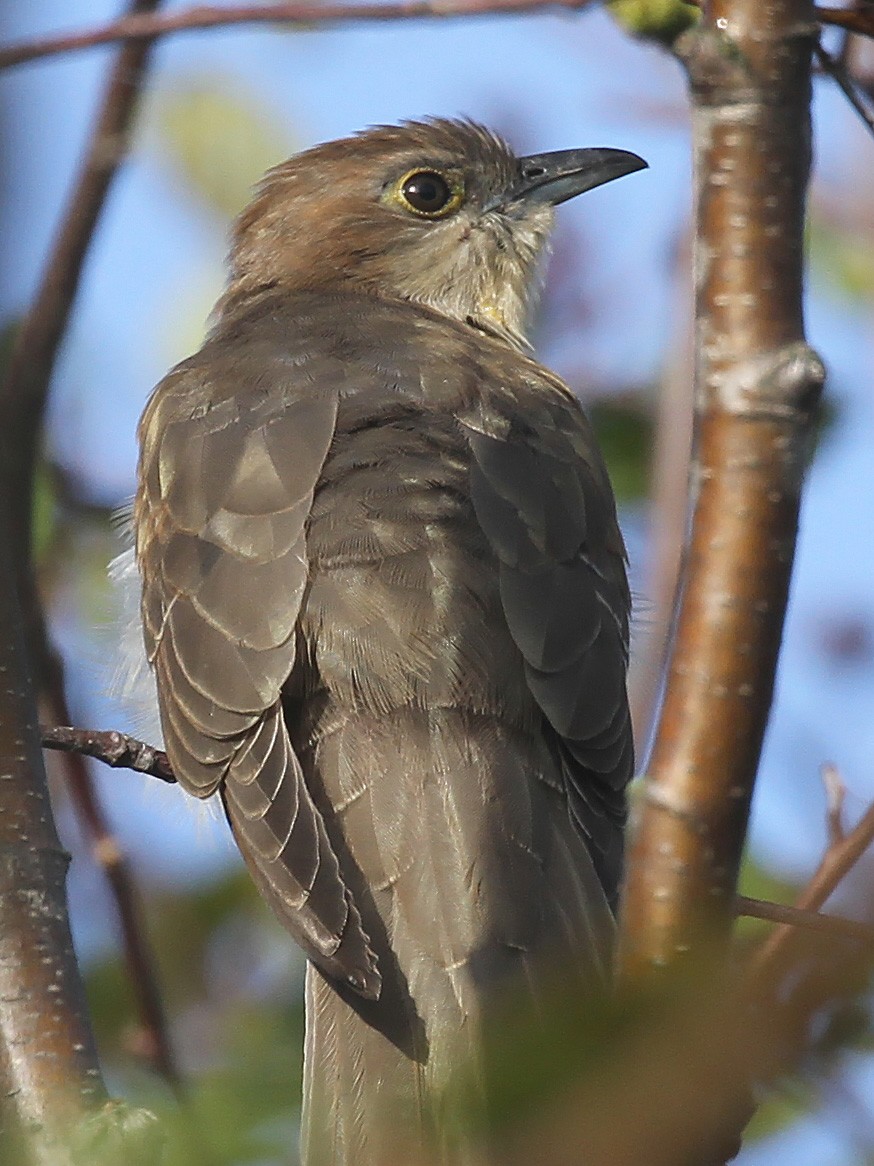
0 534 105 1164
41 727 174 784
619 0 825 976
0 3 167 1158
48 703 181 1093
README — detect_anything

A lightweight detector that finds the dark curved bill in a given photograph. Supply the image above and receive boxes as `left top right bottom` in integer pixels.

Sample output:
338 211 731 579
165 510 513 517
507 147 647 208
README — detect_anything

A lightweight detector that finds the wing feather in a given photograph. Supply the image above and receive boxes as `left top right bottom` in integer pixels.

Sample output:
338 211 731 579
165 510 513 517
461 392 634 902
136 346 379 998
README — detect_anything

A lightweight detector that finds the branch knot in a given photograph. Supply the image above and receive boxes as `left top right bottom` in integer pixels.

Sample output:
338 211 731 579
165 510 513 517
711 341 825 419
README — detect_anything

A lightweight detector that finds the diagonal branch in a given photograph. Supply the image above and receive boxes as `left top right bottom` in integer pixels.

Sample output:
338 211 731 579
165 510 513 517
0 0 176 1143
0 0 596 70
619 0 825 977
749 799 874 985
0 0 162 611
817 4 874 39
814 39 874 140
736 894 874 944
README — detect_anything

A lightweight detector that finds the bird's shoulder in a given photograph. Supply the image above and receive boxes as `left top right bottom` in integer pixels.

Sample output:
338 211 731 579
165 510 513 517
141 288 580 420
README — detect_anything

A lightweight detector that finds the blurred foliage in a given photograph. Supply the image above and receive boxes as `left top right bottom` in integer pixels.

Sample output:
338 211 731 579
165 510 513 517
32 459 60 563
736 856 800 943
808 218 874 303
589 395 653 505
86 870 305 1166
153 80 298 219
607 0 700 43
744 1080 816 1144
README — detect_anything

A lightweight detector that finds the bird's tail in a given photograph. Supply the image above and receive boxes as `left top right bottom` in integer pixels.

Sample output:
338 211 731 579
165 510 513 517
298 706 614 1165
301 960 496 1166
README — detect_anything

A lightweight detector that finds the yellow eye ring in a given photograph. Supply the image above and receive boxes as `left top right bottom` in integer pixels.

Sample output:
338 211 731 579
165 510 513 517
391 169 464 219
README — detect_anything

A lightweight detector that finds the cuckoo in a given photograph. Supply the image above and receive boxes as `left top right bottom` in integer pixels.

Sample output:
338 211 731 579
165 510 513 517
132 118 644 1163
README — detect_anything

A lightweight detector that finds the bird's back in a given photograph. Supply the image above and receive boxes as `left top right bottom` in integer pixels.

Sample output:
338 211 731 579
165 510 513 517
135 114 644 1166
249 292 628 1161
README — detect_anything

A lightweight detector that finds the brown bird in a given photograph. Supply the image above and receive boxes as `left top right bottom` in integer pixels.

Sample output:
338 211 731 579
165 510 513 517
133 118 643 1164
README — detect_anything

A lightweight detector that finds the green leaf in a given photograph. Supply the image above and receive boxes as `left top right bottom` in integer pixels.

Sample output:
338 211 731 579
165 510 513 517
607 0 700 43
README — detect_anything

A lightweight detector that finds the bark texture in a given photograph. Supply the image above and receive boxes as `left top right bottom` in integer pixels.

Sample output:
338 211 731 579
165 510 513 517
620 0 825 974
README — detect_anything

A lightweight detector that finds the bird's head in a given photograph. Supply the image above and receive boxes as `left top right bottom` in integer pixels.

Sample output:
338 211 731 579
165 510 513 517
224 118 646 349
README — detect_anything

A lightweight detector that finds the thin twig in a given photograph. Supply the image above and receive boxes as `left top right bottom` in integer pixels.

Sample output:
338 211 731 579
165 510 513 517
818 4 874 40
736 894 874 944
822 762 846 847
749 799 874 984
815 39 874 140
0 0 595 70
42 725 175 784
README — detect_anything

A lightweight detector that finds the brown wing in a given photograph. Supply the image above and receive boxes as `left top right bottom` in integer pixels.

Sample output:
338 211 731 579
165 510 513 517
461 391 634 904
136 354 379 998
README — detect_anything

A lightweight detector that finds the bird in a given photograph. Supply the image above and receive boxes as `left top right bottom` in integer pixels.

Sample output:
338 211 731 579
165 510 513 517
132 117 643 1164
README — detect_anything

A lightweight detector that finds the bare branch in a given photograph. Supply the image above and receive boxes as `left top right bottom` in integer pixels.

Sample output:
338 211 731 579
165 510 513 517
0 527 160 1164
0 557 102 1159
0 0 161 629
619 0 825 978
0 0 595 71
42 726 175 784
0 4 165 1156
736 894 874 944
814 39 874 139
817 4 874 40
44 673 181 1093
821 761 846 847
750 799 874 984
0 0 175 1074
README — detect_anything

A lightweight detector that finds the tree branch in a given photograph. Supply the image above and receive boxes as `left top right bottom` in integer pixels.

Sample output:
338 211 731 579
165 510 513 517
0 549 102 1162
42 726 175 784
817 5 874 40
0 529 160 1165
619 0 825 977
814 39 874 140
736 894 874 944
44 686 181 1093
0 0 597 70
749 798 874 985
0 0 162 613
48 727 874 947
0 6 168 1157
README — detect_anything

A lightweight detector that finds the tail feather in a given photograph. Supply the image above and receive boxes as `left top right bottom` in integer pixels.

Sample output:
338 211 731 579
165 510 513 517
298 706 614 1164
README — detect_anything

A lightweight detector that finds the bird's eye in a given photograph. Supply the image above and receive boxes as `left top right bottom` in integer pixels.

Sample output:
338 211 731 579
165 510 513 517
396 169 461 218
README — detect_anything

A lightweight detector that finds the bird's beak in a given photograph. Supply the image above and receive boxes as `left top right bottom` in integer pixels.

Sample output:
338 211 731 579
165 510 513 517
502 147 647 209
